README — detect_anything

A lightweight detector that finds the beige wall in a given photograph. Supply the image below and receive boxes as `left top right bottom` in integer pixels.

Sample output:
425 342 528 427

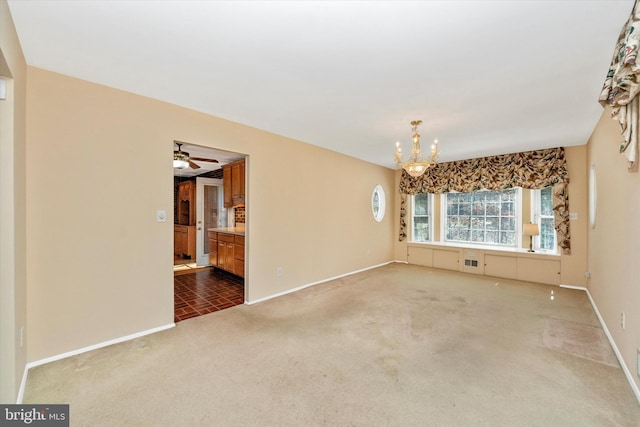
0 0 28 403
587 108 640 392
25 67 396 362
393 145 588 286
560 145 588 286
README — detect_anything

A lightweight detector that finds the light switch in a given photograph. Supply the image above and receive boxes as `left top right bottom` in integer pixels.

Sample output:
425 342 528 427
569 212 578 221
156 210 167 223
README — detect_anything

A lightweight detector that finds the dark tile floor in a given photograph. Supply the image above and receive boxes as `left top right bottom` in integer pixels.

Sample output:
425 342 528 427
174 268 245 322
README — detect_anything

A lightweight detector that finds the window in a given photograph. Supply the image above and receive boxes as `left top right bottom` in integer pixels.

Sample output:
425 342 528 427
371 185 386 222
532 187 556 251
411 193 432 242
444 188 519 247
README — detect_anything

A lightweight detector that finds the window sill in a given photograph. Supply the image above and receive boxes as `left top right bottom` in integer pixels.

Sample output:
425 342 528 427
407 240 559 258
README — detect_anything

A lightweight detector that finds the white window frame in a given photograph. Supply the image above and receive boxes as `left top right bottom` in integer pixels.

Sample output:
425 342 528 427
410 193 433 242
371 185 386 222
531 188 557 253
439 188 522 248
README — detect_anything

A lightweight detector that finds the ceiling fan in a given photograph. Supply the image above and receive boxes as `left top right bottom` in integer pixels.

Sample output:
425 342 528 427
173 140 219 169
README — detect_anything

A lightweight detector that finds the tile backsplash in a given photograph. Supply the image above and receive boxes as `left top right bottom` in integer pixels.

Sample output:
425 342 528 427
234 206 245 224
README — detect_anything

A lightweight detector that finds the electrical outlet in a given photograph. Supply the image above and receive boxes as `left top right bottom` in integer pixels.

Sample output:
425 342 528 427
276 267 283 277
621 312 626 330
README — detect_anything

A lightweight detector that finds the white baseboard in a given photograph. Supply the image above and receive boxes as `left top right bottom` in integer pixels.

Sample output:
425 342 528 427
560 284 640 404
16 323 175 403
246 261 395 305
16 364 28 404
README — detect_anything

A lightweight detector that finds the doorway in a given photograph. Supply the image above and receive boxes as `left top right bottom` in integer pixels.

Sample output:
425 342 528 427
172 142 247 321
195 177 225 266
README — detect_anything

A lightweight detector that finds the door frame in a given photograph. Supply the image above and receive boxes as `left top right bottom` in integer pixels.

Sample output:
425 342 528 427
195 177 223 266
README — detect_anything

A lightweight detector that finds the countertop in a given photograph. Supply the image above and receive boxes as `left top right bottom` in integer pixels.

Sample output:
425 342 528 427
207 227 245 236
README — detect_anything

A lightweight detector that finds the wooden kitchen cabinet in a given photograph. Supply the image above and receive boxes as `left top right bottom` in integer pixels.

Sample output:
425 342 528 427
208 231 218 266
217 233 235 273
174 225 196 259
222 164 233 208
174 228 181 256
231 160 245 206
234 235 245 278
222 159 245 208
210 232 244 277
177 180 195 225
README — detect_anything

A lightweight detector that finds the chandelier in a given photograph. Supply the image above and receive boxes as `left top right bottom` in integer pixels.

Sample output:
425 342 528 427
395 120 439 178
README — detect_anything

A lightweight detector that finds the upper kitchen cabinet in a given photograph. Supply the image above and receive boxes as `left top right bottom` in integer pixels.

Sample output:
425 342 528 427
223 158 246 208
177 180 195 225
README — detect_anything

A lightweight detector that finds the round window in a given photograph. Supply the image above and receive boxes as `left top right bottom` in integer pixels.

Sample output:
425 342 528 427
372 185 386 222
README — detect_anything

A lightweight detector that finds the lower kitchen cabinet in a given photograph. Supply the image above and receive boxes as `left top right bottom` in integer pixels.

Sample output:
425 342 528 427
208 231 244 277
174 225 196 259
234 235 245 277
218 235 235 273
208 231 218 266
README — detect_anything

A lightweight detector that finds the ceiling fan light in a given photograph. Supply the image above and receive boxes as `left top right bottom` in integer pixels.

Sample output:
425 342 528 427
173 159 189 169
173 148 189 169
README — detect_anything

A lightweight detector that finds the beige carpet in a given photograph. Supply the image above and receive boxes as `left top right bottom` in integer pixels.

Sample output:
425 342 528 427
542 317 620 367
23 263 640 426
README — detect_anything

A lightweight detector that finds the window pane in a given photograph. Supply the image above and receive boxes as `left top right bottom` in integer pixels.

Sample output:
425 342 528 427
486 217 499 230
472 202 485 215
412 193 431 242
501 202 514 216
471 217 484 229
471 230 485 241
541 187 553 216
486 203 499 216
540 217 555 250
414 193 429 215
485 230 498 243
459 202 471 216
413 217 430 241
486 192 500 202
500 217 515 231
534 187 556 251
445 188 518 247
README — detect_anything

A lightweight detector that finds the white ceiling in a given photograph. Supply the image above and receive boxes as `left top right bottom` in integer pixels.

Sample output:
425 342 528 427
7 0 634 169
172 142 244 178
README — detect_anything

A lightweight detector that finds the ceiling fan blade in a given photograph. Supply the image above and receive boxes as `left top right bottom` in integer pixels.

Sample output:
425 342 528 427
188 160 201 169
189 157 219 163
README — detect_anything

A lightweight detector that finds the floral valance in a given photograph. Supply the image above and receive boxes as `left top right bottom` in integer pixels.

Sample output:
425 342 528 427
398 147 571 255
599 0 640 171
399 147 569 195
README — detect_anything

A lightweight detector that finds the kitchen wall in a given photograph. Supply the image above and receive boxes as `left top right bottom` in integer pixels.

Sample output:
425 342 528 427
25 67 396 362
587 107 640 393
0 0 27 403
